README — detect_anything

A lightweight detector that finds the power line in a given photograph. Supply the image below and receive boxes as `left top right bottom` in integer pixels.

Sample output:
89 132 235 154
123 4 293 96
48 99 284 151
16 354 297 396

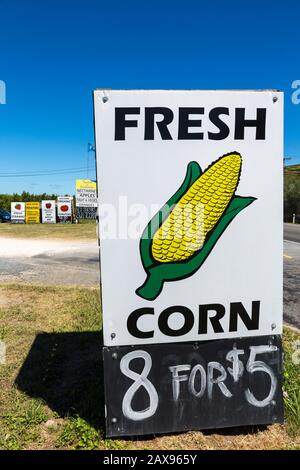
0 166 95 176
0 168 96 178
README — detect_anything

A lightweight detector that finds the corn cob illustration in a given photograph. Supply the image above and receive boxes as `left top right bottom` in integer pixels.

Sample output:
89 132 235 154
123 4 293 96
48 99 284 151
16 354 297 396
136 152 255 301
152 154 241 263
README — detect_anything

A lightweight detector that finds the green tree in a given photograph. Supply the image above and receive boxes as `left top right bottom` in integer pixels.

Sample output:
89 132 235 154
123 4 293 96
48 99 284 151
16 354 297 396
284 173 300 222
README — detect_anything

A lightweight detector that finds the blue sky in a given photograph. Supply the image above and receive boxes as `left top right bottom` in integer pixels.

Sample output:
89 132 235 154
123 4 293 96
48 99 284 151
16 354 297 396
0 0 299 195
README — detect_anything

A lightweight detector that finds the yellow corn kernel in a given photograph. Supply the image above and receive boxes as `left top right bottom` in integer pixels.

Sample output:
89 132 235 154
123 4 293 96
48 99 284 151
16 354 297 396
151 153 242 263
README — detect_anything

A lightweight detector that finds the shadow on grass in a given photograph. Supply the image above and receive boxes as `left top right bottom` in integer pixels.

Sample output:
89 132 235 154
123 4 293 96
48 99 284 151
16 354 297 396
14 331 269 441
15 331 105 431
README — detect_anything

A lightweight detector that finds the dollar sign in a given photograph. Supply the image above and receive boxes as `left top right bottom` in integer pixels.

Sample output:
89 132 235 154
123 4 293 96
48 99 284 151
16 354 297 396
226 346 245 382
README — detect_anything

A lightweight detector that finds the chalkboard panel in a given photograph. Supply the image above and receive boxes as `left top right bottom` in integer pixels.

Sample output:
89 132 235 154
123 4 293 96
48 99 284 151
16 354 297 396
103 335 283 437
76 207 97 219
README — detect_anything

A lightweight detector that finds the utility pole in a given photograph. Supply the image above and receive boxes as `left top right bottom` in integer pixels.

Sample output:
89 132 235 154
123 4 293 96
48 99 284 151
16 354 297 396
87 143 96 179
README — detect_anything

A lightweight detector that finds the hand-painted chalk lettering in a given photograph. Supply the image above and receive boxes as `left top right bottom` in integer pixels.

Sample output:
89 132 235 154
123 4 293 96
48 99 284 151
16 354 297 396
167 345 277 405
120 350 158 421
245 345 278 407
121 343 277 420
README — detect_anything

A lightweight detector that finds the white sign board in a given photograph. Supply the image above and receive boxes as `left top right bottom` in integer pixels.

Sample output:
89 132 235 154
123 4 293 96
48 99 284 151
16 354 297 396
41 200 56 224
57 197 72 217
11 202 25 223
94 90 283 347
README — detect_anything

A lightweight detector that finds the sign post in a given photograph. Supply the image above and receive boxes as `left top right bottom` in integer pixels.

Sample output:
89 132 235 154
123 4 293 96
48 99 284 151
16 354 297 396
94 89 284 437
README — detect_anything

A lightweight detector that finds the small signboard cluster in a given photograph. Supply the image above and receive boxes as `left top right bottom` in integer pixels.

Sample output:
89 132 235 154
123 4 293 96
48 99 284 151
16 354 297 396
10 197 74 224
94 89 284 437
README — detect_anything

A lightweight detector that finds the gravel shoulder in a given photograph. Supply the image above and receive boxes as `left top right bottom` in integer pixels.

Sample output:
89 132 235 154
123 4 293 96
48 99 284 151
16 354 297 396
0 237 100 286
0 237 98 258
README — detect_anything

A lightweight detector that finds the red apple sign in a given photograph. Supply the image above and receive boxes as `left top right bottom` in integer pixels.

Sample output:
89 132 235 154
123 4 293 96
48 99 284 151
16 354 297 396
15 204 21 210
45 203 52 209
60 204 69 212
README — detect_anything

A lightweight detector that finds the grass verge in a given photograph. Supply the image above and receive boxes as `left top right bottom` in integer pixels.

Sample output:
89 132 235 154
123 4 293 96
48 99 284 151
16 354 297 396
283 327 300 436
0 283 299 450
0 221 97 240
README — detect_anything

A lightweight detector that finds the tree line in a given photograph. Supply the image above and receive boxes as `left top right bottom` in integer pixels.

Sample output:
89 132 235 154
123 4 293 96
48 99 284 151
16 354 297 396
0 192 73 212
284 171 300 223
0 173 299 223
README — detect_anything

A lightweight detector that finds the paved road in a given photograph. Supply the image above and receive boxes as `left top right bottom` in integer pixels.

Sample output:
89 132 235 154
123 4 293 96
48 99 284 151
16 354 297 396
283 240 300 329
283 224 300 329
0 237 100 286
0 231 299 329
284 222 300 243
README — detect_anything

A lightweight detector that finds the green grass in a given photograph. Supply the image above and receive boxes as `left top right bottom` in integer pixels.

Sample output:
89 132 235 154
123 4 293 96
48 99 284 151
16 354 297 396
0 221 97 240
283 327 300 436
56 417 101 450
0 283 299 450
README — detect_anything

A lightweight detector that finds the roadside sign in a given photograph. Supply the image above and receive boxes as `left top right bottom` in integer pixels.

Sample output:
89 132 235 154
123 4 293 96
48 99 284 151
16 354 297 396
94 89 284 437
41 200 56 224
11 202 25 223
76 207 97 219
25 202 40 224
76 179 97 219
94 90 283 347
76 179 97 207
57 196 73 222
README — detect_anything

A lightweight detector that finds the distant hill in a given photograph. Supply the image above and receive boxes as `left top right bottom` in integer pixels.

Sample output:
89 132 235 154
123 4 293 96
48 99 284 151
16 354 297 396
285 164 300 174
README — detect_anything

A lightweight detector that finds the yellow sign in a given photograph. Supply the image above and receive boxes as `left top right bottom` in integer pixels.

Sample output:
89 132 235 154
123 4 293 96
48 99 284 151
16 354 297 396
76 179 97 190
76 179 97 208
25 202 40 224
